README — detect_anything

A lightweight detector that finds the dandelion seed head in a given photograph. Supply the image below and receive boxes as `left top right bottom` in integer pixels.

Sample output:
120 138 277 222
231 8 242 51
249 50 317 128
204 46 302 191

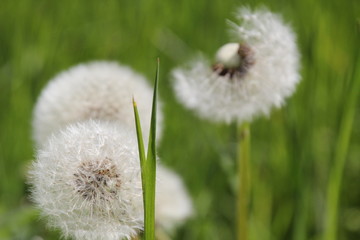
29 120 143 240
33 61 163 147
156 165 193 232
172 7 300 123
73 158 122 202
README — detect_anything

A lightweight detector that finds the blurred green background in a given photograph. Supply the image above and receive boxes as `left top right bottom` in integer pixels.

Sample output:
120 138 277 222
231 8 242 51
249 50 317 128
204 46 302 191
0 0 359 239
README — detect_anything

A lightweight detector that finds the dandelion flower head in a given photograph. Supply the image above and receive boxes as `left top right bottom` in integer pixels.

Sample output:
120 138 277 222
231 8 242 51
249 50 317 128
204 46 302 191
155 165 193 232
172 7 300 123
29 120 143 240
33 61 163 147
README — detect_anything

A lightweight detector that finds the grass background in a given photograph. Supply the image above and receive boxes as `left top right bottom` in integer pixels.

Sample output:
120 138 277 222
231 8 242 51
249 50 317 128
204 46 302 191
0 0 359 239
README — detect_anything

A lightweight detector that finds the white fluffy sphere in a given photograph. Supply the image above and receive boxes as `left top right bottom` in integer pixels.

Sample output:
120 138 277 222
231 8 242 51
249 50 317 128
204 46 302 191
172 8 300 123
33 61 162 147
29 120 143 240
155 165 193 232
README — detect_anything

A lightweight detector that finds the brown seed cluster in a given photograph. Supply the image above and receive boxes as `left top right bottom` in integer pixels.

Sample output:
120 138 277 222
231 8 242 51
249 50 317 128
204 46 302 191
73 158 121 202
212 43 255 79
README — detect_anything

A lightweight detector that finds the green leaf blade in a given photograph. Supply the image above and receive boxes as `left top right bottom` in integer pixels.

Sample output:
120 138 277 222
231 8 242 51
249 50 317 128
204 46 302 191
132 97 146 195
133 59 159 240
143 58 159 240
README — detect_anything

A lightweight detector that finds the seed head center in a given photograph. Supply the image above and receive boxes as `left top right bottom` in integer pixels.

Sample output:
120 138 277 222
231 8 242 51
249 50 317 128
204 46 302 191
213 43 255 79
73 158 121 202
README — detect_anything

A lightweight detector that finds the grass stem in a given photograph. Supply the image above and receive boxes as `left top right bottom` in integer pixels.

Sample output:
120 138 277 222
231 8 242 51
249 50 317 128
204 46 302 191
133 59 160 240
323 53 360 240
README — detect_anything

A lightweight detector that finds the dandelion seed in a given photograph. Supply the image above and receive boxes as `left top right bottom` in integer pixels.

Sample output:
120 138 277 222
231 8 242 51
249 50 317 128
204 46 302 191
28 120 143 240
155 165 193 232
172 7 300 123
33 61 163 147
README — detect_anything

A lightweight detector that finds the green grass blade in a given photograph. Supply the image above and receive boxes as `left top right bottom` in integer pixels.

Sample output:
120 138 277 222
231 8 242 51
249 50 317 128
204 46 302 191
133 97 146 169
143 58 159 240
133 97 146 194
147 58 159 161
323 50 360 240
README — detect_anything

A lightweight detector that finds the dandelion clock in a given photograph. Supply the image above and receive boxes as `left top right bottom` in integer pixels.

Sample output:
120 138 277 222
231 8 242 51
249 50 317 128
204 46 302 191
29 120 143 240
171 7 301 240
172 7 300 123
156 165 193 233
33 61 163 147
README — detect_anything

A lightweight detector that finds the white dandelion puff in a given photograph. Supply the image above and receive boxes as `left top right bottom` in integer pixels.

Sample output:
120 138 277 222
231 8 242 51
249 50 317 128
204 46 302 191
172 7 300 123
33 61 163 147
28 120 144 240
155 165 193 232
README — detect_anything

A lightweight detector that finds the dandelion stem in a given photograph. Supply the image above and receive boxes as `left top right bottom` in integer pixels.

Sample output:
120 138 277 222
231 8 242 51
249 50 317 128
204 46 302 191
237 122 251 240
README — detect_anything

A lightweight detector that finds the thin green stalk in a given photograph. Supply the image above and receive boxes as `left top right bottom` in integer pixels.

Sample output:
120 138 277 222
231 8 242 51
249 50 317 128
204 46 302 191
143 58 159 240
323 55 360 240
133 59 160 240
293 184 310 240
133 98 146 197
237 122 251 240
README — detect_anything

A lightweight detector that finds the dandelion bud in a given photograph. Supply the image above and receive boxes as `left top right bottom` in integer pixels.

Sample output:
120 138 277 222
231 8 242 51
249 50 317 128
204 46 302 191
33 61 163 147
29 120 143 240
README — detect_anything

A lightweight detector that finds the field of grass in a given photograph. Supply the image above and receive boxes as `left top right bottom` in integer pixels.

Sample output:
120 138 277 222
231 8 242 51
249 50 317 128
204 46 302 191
0 0 359 239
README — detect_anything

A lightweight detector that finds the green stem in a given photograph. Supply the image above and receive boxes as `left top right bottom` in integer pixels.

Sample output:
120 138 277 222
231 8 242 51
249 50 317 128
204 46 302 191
143 59 159 240
237 122 251 240
133 59 159 240
323 56 360 240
